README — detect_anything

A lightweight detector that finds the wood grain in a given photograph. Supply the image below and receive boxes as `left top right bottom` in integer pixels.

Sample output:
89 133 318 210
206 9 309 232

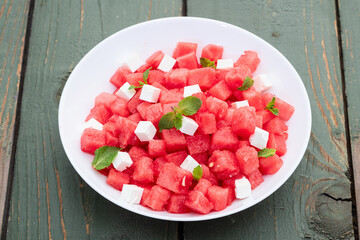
5 0 182 239
185 0 354 239
0 0 29 234
338 0 360 236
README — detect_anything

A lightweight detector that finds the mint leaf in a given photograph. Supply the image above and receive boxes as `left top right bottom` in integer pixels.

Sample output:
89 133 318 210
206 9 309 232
200 57 216 69
192 165 203 181
265 97 279 116
174 113 183 130
258 148 276 158
128 67 152 90
178 96 202 116
158 112 176 132
237 76 254 91
92 146 120 170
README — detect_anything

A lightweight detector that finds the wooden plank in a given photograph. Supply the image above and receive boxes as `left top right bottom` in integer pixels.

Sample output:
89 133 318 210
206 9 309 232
185 0 354 239
0 0 29 235
5 0 182 239
338 0 360 236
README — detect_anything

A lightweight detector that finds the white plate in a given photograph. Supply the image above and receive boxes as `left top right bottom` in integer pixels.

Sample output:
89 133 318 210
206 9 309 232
58 17 311 221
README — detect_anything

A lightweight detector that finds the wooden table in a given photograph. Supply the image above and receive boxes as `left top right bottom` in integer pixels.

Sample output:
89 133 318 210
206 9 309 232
0 0 358 239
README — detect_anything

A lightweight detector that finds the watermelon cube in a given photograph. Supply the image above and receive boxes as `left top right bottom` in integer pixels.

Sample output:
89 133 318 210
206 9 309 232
246 169 264 189
262 93 295 121
95 92 118 109
125 73 143 86
164 68 189 89
256 110 275 124
241 87 262 111
106 169 130 191
148 70 165 85
186 134 211 155
264 117 288 135
96 165 114 177
173 42 197 59
191 152 209 165
208 80 232 101
156 163 193 194
136 102 152 119
207 186 229 211
132 157 154 183
201 44 224 62
128 146 150 163
159 88 183 104
110 98 130 117
164 150 188 166
206 96 228 119
166 194 191 213
148 140 166 157
225 66 252 90
127 112 143 123
235 146 259 175
234 51 260 73
145 103 163 126
255 115 263 128
103 121 117 136
201 164 218 185
238 140 250 149
221 174 245 188
135 63 152 73
153 157 166 178
192 92 207 112
259 154 283 175
161 129 187 152
188 68 216 90
195 112 217 134
193 178 213 195
267 133 287 156
208 150 240 180
86 105 112 124
231 106 256 138
105 131 119 147
109 66 131 88
146 50 165 69
211 127 238 151
140 186 152 207
224 186 236 206
115 117 139 148
215 68 231 82
185 191 214 214
176 52 198 70
81 128 106 154
144 185 171 211
162 102 178 114
127 90 143 114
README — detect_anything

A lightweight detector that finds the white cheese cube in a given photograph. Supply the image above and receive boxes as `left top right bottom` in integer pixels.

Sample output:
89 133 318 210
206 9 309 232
157 54 176 72
134 121 157 141
231 100 249 109
125 54 143 72
253 74 273 92
179 116 199 136
180 155 200 173
139 84 161 103
235 177 251 199
120 184 144 204
216 59 234 69
83 118 103 131
112 151 133 172
116 82 136 102
183 84 202 98
249 127 269 149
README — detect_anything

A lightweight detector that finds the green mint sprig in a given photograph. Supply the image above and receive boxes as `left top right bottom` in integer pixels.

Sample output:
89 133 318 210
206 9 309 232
158 96 202 132
91 146 122 170
265 96 279 116
237 76 254 91
258 148 276 158
200 57 216 69
128 67 152 90
192 165 203 181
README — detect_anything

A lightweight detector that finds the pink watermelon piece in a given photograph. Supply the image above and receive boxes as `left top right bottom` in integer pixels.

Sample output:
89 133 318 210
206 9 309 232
262 93 295 121
211 127 238 151
132 156 155 183
148 140 167 158
86 105 112 124
231 106 256 138
267 133 287 156
110 98 130 117
206 96 228 119
185 191 214 214
186 134 211 155
148 70 165 85
208 80 232 101
191 152 209 165
144 185 171 211
161 129 187 152
164 68 189 89
246 169 264 189
225 66 252 91
95 92 118 109
259 154 283 175
81 128 106 154
234 51 260 73
195 112 217 135
188 68 216 90
162 102 178 114
106 169 130 191
176 52 198 70
172 42 197 59
128 146 150 163
201 44 224 62
127 112 143 123
164 150 188 166
241 87 263 111
193 178 213 196
153 157 166 178
207 186 229 211
115 117 139 148
146 50 165 69
256 110 275 124
105 132 119 147
156 163 193 194
236 146 259 176
201 164 218 185
264 117 288 135
125 73 143 86
159 88 183 104
166 194 191 213
109 66 131 88
208 150 240 180
127 90 143 114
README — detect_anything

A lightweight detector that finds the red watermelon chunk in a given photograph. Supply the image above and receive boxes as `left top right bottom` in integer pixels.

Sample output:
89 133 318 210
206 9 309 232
207 186 229 211
145 103 163 126
86 105 111 124
153 157 166 178
216 68 231 82
128 146 150 163
125 73 143 86
132 157 154 183
188 68 216 90
173 42 197 59
95 92 118 109
159 88 183 104
208 80 232 101
185 191 214 214
256 110 275 124
206 96 228 119
148 70 165 85
137 102 152 119
127 90 143 114
236 146 259 175
255 115 263 128
156 163 193 194
186 134 211 155
246 169 264 189
166 194 191 213
195 112 217 134
146 50 165 69
193 178 213 196
211 127 238 151
221 174 244 188
109 66 131 88
238 140 250 149
103 121 117 136
164 68 189 89
225 66 252 91
148 140 166 158
144 185 171 211
136 63 152 73
259 154 283 175
262 93 295 121
201 164 218 185
267 133 287 156
110 98 130 117
164 150 188 166
162 102 178 114
208 150 240 180
231 106 256 138
224 186 236 206
242 87 263 111
264 117 288 135
176 52 198 70
201 44 224 62
191 152 209 165
192 92 207 112
105 132 119 147
161 129 187 152
115 117 139 148
81 128 106 154
106 169 130 191
234 51 260 73
140 186 152 207
127 112 143 123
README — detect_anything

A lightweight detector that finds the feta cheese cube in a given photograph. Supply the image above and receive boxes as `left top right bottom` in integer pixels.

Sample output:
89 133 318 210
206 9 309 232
180 155 200 173
216 59 234 69
83 118 103 131
235 177 251 199
116 82 136 102
183 84 202 98
134 121 157 141
120 184 144 204
179 116 199 136
249 127 269 149
231 100 249 109
125 54 143 72
112 151 133 171
253 74 273 92
139 84 161 103
157 54 176 72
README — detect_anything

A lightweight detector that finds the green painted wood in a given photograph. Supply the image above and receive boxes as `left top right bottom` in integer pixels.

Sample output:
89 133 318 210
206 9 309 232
6 0 182 239
185 0 354 239
0 0 29 234
338 0 360 236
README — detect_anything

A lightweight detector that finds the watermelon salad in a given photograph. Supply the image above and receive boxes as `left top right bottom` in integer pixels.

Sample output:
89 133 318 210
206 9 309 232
80 42 295 214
